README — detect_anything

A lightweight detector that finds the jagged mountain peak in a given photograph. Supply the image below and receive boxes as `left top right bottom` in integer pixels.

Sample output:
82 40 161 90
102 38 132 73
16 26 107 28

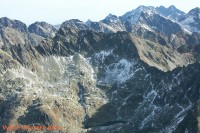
168 5 178 11
156 5 185 14
122 5 156 24
120 5 185 24
102 13 120 24
178 7 200 33
104 13 118 20
31 21 51 26
0 17 17 25
156 5 185 21
62 19 86 25
0 17 28 32
61 19 90 31
85 19 92 26
28 21 57 38
120 5 185 37
167 5 185 15
0 17 12 23
188 7 200 16
136 5 155 11
123 5 156 17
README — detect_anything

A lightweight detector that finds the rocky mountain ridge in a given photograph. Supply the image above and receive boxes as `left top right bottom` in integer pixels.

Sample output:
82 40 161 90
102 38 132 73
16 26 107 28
60 5 199 34
0 5 200 133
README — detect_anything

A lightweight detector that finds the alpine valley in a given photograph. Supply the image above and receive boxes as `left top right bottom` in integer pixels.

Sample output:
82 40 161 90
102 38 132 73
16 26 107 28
1 5 200 133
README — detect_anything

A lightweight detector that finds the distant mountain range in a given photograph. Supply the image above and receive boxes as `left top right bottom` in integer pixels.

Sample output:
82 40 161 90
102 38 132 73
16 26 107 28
60 5 200 34
0 5 200 133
